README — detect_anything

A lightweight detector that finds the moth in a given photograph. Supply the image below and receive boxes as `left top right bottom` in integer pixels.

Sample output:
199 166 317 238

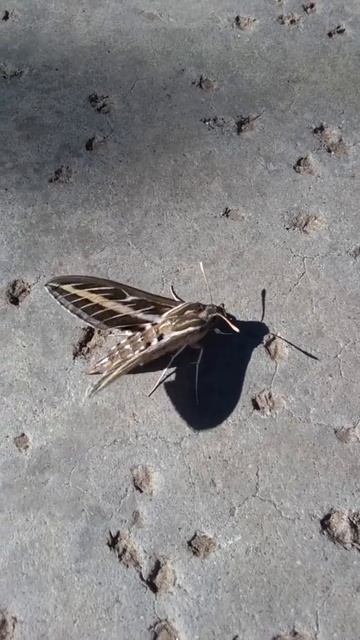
45 270 239 400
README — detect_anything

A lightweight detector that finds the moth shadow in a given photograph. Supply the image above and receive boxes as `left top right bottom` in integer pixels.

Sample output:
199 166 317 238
136 320 269 430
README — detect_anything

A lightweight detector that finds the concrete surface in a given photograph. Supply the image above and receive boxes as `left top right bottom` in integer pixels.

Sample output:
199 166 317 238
1 0 360 638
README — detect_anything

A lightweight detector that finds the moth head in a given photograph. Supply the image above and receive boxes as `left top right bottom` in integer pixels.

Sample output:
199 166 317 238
207 304 239 333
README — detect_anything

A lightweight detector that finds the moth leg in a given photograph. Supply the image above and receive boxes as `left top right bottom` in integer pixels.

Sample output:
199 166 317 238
147 345 187 398
194 347 204 405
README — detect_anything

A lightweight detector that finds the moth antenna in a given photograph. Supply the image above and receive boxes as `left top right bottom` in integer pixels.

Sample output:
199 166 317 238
269 333 319 360
261 289 266 322
199 261 213 304
170 285 184 302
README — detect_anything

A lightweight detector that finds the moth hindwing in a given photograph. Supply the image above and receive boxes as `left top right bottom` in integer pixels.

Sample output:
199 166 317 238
45 275 239 398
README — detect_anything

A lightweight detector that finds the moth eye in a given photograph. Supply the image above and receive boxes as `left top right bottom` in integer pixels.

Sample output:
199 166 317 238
158 333 164 342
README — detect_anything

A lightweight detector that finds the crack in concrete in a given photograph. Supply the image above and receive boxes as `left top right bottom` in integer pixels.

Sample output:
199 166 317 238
285 255 316 318
254 466 300 521
333 338 356 381
223 466 301 548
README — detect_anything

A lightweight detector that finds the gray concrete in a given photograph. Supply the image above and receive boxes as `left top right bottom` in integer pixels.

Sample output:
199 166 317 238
1 1 360 638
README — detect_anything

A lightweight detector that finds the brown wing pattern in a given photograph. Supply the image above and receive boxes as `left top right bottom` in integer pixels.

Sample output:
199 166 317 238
45 275 179 330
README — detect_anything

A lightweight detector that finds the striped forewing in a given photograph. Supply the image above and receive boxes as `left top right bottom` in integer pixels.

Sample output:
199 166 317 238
45 275 179 330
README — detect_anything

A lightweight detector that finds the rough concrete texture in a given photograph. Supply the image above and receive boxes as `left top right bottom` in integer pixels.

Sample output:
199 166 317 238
1 1 360 639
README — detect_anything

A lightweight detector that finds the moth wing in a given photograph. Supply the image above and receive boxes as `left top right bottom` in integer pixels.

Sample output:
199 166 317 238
88 351 145 396
87 331 178 395
45 275 179 330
